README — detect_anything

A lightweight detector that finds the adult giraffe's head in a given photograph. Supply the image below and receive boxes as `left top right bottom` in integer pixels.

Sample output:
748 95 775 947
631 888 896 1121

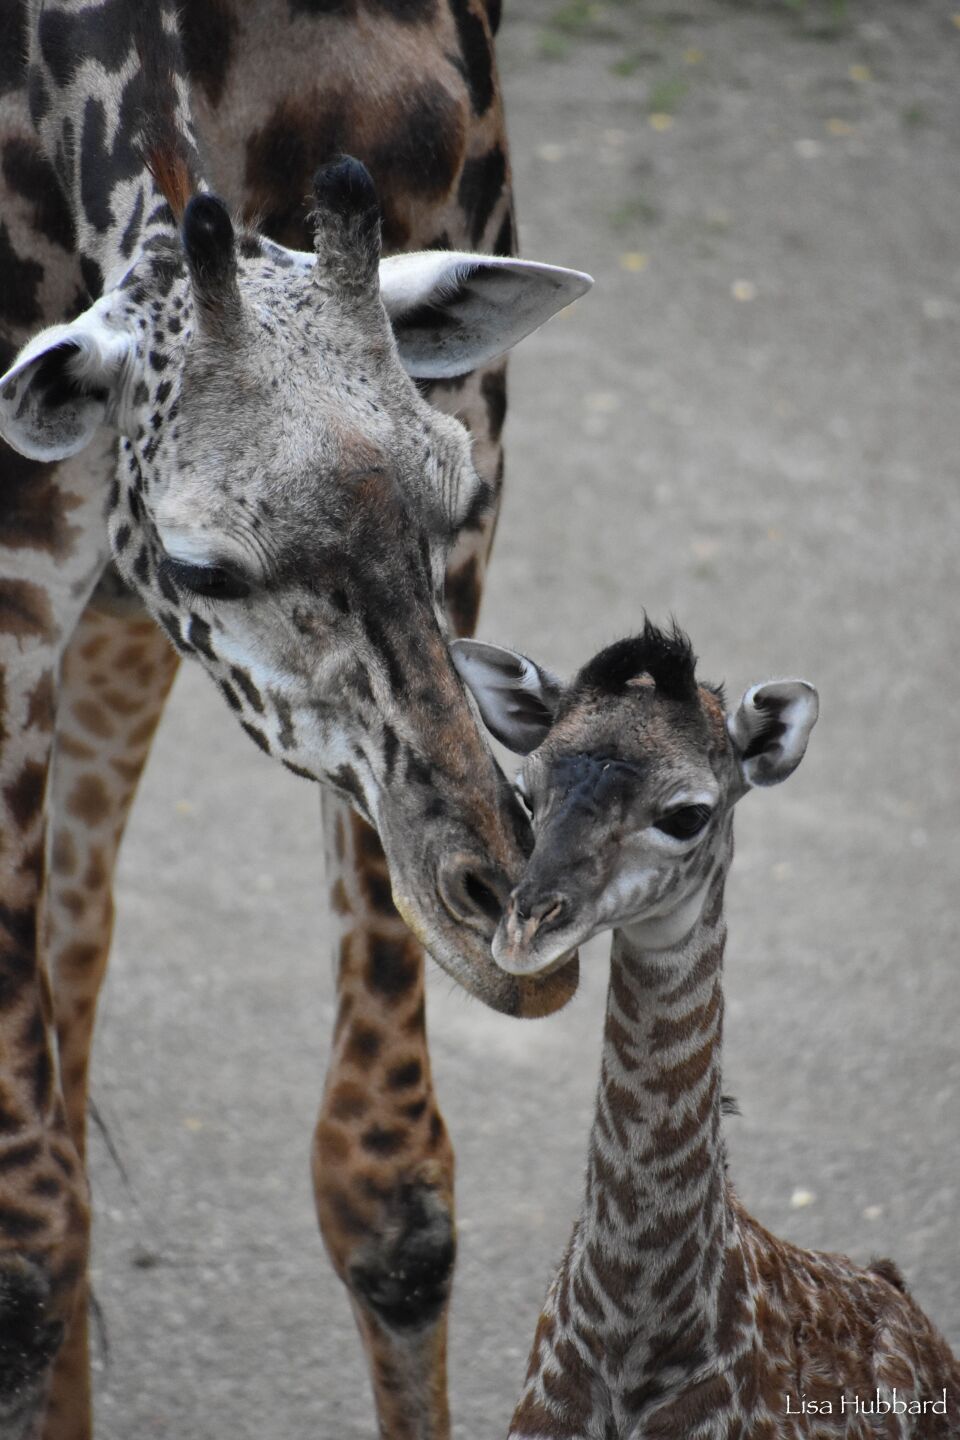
454 619 818 974
0 156 589 1016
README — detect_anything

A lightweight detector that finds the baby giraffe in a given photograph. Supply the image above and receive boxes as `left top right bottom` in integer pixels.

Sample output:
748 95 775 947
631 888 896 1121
452 621 960 1439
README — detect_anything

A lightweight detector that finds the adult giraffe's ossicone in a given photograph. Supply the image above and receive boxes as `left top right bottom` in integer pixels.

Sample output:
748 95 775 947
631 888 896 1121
0 2 584 1436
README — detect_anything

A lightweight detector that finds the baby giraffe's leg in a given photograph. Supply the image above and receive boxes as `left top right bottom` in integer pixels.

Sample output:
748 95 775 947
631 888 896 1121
41 597 179 1440
313 362 507 1439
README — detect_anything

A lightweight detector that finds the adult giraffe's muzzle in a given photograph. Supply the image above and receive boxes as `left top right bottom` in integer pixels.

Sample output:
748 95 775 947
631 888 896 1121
374 712 579 1018
380 832 579 1019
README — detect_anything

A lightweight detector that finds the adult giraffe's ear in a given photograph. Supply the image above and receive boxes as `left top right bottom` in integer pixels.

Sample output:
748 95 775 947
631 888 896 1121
451 639 565 754
0 299 137 461
379 252 593 379
728 680 819 788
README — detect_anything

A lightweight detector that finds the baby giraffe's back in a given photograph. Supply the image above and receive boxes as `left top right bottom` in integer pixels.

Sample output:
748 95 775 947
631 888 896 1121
670 1201 960 1439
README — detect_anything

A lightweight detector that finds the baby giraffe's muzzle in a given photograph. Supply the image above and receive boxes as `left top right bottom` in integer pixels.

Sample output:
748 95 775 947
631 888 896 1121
493 888 574 975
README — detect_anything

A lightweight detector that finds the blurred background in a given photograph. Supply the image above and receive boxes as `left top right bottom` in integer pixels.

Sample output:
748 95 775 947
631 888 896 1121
89 2 959 1433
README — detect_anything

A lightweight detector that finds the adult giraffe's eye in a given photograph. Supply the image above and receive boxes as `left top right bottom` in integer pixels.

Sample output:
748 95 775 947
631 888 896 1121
159 558 251 601
655 804 712 840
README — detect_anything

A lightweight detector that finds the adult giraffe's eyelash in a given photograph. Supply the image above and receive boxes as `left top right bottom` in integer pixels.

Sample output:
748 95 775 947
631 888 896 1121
159 557 251 601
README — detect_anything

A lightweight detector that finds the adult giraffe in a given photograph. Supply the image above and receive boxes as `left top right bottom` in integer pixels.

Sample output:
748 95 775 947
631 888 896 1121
0 2 586 1436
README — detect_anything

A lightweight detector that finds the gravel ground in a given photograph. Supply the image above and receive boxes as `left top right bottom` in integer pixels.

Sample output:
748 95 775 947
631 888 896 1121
87 3 959 1434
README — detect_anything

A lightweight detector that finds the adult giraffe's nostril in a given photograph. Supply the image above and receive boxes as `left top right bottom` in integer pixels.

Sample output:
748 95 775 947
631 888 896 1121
437 855 510 935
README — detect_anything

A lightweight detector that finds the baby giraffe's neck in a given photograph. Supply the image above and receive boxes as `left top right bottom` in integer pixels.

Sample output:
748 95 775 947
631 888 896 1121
569 865 749 1421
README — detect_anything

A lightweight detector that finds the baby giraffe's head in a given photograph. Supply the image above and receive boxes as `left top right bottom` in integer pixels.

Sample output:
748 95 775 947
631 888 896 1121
452 620 818 975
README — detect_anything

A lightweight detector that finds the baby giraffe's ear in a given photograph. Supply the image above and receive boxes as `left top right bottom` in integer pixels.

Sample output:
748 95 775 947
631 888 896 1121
728 680 819 788
450 640 565 755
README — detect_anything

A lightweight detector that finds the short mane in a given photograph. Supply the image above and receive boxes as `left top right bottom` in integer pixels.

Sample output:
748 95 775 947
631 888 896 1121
575 617 698 703
134 3 199 223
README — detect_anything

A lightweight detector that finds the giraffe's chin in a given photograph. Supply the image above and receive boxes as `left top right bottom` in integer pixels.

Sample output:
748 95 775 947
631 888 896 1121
514 952 580 1017
392 893 579 1018
492 941 583 988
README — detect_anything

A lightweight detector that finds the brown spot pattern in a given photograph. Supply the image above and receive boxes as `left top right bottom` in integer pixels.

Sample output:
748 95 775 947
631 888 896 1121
244 77 466 252
0 455 83 561
4 760 46 828
25 671 55 732
0 579 55 642
444 554 481 636
71 700 114 740
65 774 110 826
180 0 239 107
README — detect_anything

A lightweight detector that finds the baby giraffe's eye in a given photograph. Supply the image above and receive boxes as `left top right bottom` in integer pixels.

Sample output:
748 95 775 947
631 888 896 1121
655 804 712 840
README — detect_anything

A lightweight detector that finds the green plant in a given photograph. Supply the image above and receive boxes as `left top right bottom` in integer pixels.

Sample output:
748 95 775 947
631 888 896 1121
648 74 687 113
609 48 661 76
539 28 570 59
902 102 930 128
784 0 850 37
549 0 618 36
609 195 661 229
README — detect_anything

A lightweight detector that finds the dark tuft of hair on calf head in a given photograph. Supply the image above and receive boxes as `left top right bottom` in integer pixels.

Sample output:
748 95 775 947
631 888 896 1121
575 617 699 704
868 1257 909 1295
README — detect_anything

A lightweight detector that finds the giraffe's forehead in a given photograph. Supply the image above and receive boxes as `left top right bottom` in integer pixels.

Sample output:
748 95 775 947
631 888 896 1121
541 684 732 787
185 275 399 402
128 236 406 419
176 343 400 476
152 361 468 588
121 244 478 584
164 298 458 511
170 370 463 514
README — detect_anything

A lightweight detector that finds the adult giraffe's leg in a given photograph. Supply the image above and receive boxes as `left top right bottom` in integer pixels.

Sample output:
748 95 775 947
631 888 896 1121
0 435 114 1439
40 594 179 1440
314 804 456 1440
313 354 509 1439
305 32 515 1429
0 58 131 1434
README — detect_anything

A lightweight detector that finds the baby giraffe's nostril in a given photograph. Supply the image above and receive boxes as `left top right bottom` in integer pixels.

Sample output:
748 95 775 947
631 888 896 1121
514 891 569 938
437 855 509 934
540 896 567 930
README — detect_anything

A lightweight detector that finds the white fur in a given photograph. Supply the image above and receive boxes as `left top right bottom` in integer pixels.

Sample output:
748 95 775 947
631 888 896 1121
154 528 221 568
450 638 563 754
728 679 819 788
621 875 714 952
377 253 593 379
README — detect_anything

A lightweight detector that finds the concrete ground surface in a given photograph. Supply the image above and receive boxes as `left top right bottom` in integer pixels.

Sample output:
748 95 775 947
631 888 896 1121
87 2 959 1434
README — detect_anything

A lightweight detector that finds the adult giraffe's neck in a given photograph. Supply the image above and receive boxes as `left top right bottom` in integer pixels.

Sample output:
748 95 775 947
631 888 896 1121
571 867 739 1407
28 0 202 295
